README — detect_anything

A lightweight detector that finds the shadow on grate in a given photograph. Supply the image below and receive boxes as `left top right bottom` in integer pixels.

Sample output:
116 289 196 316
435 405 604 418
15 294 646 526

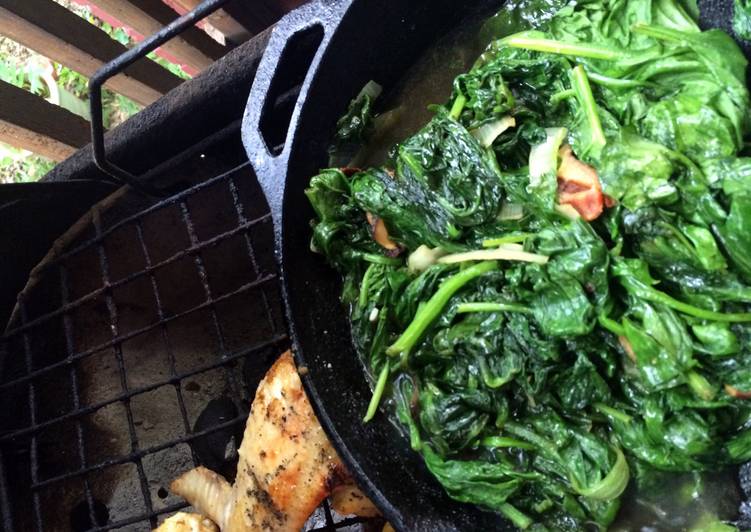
0 135 372 532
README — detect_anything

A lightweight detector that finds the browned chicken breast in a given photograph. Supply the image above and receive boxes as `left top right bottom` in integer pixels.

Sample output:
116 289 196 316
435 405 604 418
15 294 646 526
330 483 381 518
169 351 378 531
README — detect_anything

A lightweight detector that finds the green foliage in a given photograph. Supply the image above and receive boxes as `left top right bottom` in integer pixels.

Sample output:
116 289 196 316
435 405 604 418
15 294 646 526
0 143 55 183
0 57 50 98
306 0 751 529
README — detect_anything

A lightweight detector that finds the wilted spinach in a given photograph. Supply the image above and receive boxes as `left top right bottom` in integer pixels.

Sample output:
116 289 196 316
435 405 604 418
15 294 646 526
734 0 751 41
306 0 751 529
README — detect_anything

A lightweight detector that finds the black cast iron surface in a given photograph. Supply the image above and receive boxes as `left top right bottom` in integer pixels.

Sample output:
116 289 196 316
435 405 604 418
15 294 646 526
243 0 751 530
243 1 508 530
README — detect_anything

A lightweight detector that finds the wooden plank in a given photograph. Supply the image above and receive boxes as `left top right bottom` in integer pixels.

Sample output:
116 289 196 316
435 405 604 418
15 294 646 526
0 80 90 162
0 0 182 106
87 0 226 72
222 0 307 35
170 0 251 44
222 0 282 35
0 120 77 162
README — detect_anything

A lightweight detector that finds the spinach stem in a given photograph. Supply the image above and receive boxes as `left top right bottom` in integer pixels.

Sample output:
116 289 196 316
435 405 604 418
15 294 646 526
398 146 423 176
572 447 629 500
359 263 376 309
504 421 560 459
631 23 684 42
551 88 575 104
598 314 625 336
621 276 751 322
481 436 536 450
499 503 533 530
482 233 533 247
363 360 390 422
571 65 606 150
587 71 652 89
386 261 497 357
593 402 633 423
485 146 503 176
450 93 467 119
457 302 532 314
687 370 716 401
503 35 627 60
360 253 403 266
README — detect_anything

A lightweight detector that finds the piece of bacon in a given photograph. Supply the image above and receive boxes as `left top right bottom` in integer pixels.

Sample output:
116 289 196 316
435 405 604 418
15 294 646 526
339 167 362 177
725 384 751 399
341 167 402 256
557 145 604 221
618 336 637 363
366 212 402 256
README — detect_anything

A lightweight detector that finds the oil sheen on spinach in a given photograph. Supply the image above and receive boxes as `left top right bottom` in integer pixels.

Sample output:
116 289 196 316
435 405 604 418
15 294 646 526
306 0 751 529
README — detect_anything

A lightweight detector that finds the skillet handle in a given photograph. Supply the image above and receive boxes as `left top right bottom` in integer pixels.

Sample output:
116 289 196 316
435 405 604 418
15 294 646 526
242 0 352 223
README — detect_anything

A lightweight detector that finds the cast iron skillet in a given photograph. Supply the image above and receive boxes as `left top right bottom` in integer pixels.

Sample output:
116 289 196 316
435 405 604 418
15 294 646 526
241 1 751 530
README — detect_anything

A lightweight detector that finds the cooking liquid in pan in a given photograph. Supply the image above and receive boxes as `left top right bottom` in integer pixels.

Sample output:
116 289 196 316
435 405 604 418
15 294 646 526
351 15 486 169
347 8 746 530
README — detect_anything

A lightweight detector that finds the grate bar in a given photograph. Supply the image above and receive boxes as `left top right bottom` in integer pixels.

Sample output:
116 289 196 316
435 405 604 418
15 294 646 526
87 501 190 532
5 212 271 338
86 504 370 532
0 334 287 442
0 274 278 393
135 220 197 464
178 200 244 403
92 212 156 527
308 516 370 532
322 498 336 530
4 162 257 285
30 415 246 490
0 448 13 530
228 176 279 338
18 301 43 531
60 265 99 529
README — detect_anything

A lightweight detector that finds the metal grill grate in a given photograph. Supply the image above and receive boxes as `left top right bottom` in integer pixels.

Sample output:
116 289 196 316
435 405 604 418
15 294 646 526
0 138 372 531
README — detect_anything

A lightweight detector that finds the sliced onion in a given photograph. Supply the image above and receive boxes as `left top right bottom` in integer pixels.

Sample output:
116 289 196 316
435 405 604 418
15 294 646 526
471 116 516 148
438 248 549 265
529 127 568 186
497 202 523 221
555 203 581 220
408 245 446 273
358 80 383 100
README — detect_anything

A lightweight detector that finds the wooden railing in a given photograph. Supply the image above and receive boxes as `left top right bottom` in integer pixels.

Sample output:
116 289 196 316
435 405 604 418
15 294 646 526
0 0 303 162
